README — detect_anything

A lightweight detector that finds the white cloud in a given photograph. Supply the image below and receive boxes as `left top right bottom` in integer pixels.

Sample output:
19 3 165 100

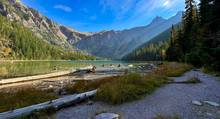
163 0 170 7
54 5 72 12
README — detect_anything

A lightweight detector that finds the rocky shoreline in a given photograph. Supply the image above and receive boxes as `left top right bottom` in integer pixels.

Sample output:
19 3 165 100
0 63 157 94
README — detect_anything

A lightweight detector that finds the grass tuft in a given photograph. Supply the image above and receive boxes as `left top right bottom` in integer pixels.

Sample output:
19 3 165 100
153 62 192 77
0 88 58 112
183 77 201 84
96 74 167 104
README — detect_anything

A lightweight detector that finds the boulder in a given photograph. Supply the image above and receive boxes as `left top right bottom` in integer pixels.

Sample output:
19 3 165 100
204 101 219 107
95 113 120 119
192 100 202 106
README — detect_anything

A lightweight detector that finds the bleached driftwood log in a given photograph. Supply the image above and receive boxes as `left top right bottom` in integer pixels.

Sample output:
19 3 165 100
0 90 97 119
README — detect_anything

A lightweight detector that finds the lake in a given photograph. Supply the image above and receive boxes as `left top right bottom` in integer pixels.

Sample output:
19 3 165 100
0 60 148 79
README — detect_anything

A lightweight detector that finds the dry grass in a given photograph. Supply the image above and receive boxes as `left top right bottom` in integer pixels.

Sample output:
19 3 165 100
16 107 56 119
183 77 201 84
153 62 192 77
0 88 58 112
67 73 167 104
65 76 119 94
65 62 191 104
96 74 167 104
154 115 181 119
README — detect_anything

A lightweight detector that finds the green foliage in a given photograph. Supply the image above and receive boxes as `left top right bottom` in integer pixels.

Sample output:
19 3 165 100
166 0 220 71
124 28 172 61
185 48 210 67
0 15 95 60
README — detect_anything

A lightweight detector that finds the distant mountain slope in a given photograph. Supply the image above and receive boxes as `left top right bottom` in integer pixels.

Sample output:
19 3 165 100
0 0 91 50
123 23 181 61
76 12 182 59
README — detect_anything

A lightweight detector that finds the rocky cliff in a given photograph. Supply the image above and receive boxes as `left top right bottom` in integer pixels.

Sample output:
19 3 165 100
0 0 90 50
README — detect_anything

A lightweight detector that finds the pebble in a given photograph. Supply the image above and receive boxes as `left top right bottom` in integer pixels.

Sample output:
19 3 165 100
49 85 53 88
87 100 94 105
128 64 133 67
206 112 214 118
95 113 120 119
192 100 202 106
204 101 219 107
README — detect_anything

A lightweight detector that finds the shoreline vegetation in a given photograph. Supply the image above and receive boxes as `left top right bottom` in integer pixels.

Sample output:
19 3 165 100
0 62 192 114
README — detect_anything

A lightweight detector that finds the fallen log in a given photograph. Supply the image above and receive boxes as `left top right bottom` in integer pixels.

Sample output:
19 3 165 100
0 90 97 119
0 66 95 85
0 70 75 85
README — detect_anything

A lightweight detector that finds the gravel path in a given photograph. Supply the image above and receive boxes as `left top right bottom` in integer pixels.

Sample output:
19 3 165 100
55 71 220 119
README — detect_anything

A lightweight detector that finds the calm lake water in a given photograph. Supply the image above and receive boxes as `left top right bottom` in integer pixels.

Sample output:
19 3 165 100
0 60 148 79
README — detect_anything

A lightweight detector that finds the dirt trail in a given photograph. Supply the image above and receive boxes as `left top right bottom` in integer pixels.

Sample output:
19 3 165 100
56 70 220 119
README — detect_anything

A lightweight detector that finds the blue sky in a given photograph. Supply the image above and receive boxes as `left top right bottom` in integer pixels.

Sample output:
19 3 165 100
21 0 186 32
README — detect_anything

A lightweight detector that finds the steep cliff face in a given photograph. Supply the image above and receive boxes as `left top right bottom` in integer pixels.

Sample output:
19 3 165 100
76 12 182 59
0 0 90 50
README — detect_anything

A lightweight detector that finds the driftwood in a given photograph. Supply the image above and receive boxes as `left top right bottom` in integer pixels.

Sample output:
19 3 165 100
0 70 75 85
0 90 97 119
0 66 95 85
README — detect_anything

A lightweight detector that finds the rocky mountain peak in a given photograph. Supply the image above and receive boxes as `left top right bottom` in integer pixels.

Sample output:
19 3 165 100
0 0 89 50
150 16 166 26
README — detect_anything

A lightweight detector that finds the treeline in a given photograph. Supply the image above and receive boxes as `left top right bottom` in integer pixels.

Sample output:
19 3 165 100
123 27 172 61
0 15 95 60
124 41 169 61
166 0 220 71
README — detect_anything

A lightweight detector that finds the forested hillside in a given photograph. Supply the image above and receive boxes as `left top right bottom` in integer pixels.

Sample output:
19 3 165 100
0 15 95 60
123 26 174 61
166 0 220 71
0 0 92 50
125 0 219 71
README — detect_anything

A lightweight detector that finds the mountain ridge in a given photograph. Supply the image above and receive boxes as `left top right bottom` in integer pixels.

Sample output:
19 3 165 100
76 11 182 59
0 0 183 59
0 0 91 50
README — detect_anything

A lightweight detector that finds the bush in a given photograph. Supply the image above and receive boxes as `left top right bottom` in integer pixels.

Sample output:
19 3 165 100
185 49 210 67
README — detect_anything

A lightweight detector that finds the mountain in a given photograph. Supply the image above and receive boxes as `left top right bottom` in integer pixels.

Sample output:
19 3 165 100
0 0 91 50
0 0 95 60
0 0 183 59
123 23 182 61
0 15 95 60
122 27 172 61
75 12 182 59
